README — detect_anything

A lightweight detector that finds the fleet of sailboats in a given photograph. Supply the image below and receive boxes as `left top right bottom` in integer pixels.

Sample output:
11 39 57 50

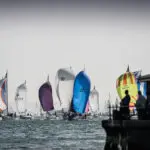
0 67 104 121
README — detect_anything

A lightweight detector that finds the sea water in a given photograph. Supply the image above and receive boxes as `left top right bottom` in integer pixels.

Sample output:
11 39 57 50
0 118 106 150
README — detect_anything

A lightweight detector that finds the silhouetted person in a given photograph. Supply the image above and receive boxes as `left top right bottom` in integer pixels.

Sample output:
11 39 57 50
136 91 147 120
14 112 16 117
146 93 150 119
120 90 130 120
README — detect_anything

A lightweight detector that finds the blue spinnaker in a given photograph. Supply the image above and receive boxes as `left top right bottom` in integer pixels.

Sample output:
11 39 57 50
137 81 147 98
71 71 91 114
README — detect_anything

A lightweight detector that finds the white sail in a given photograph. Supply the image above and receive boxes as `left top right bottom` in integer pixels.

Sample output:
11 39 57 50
0 73 8 115
89 86 100 113
55 67 75 112
15 81 27 115
0 78 7 112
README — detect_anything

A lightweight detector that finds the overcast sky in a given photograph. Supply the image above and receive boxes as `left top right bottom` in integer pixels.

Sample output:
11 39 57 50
0 1 150 112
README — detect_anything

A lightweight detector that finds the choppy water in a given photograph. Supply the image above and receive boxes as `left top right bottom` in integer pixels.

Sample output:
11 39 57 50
0 118 106 150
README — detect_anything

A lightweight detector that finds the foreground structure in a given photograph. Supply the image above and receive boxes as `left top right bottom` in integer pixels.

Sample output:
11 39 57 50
102 74 150 150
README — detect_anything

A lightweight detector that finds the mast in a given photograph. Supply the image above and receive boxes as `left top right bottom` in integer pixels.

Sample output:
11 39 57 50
108 93 111 119
46 74 49 116
40 105 42 116
126 64 130 72
47 74 49 82
6 70 8 115
96 86 100 113
34 101 39 116
24 80 27 115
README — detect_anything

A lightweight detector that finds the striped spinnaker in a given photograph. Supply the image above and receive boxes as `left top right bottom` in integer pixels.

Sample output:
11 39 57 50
116 72 138 107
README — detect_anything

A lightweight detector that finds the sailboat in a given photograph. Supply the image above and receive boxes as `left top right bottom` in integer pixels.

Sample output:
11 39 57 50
31 101 40 120
55 67 75 118
15 81 30 119
39 75 54 119
116 66 138 109
89 86 100 115
0 74 8 120
69 70 91 120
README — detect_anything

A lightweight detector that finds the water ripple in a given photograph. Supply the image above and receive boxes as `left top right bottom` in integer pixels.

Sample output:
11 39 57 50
0 119 106 150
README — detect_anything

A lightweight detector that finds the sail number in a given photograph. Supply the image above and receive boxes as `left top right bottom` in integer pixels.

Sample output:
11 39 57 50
80 88 88 92
18 97 24 100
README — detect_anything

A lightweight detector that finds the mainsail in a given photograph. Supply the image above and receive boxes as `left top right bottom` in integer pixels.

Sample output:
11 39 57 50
15 81 27 115
39 77 54 112
71 71 91 114
89 86 99 113
55 67 75 112
0 74 8 113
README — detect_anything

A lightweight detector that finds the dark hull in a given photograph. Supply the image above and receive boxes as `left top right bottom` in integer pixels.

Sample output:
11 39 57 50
63 112 87 120
102 119 150 150
20 115 32 120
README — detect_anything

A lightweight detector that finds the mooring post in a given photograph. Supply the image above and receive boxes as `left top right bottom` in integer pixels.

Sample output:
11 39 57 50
108 104 111 120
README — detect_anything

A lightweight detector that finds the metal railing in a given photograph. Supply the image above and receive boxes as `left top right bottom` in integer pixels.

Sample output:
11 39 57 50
107 104 139 120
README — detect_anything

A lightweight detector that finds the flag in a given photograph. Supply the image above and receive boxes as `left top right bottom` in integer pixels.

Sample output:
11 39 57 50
133 70 147 97
133 70 142 80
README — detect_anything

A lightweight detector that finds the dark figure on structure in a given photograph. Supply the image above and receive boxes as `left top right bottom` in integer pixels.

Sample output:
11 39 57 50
120 90 130 120
145 93 150 119
136 91 147 120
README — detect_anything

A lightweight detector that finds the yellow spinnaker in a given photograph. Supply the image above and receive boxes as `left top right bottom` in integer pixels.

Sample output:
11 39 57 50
116 72 138 107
